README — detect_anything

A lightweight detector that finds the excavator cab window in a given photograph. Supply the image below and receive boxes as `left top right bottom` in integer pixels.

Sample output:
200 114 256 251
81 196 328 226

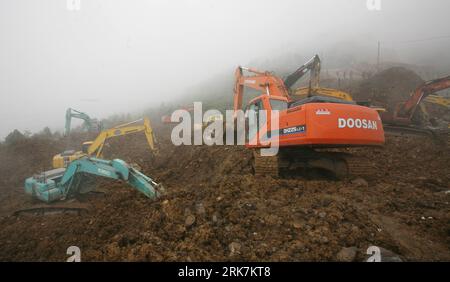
246 99 264 141
81 142 92 154
269 99 288 111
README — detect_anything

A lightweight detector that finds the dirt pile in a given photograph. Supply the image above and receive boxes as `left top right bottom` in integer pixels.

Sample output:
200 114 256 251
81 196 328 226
0 132 99 189
0 123 448 261
351 67 424 111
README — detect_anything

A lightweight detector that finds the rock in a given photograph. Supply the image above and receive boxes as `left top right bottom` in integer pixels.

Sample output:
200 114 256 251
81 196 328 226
351 178 369 188
229 242 241 256
185 215 196 227
212 213 218 223
196 203 206 215
184 208 192 216
292 221 302 229
336 247 358 262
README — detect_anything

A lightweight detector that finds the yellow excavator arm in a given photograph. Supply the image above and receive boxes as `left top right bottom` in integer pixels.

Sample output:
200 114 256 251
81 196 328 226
53 117 156 168
424 94 450 108
293 86 354 102
86 117 155 157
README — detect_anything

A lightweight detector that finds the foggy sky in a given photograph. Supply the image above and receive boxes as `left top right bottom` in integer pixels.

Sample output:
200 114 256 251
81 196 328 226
1 0 450 138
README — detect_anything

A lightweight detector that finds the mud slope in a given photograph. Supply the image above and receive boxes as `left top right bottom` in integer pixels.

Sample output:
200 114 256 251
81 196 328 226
0 124 448 261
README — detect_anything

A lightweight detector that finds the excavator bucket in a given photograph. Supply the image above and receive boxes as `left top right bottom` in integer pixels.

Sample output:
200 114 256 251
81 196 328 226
128 168 165 198
110 158 164 198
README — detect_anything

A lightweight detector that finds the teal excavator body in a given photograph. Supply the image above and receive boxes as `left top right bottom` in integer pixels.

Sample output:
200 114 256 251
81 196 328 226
24 157 162 203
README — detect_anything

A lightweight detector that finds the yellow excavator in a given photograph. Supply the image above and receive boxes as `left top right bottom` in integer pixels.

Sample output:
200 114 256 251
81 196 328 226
53 117 156 168
424 94 450 108
289 56 450 112
296 87 449 109
293 87 354 102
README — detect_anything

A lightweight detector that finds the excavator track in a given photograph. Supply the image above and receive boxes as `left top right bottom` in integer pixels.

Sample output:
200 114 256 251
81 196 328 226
343 155 376 179
252 148 375 180
448 132 450 149
253 150 280 177
13 202 89 216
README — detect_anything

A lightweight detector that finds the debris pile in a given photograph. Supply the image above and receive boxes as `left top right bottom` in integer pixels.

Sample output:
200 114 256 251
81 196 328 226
0 124 448 261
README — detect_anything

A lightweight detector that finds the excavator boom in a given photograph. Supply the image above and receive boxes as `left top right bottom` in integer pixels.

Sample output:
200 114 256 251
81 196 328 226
53 117 156 168
233 66 290 116
65 108 102 136
283 54 321 89
381 75 450 125
424 94 450 108
378 75 450 144
293 86 354 102
86 117 155 157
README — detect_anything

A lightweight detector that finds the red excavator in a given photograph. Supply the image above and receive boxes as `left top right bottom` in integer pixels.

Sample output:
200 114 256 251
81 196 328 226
233 62 385 179
380 75 450 141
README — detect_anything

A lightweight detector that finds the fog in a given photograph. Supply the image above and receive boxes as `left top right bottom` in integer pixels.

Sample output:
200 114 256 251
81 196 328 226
1 0 449 138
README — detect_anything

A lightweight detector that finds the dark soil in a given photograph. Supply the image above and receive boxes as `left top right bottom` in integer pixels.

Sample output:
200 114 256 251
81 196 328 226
0 123 448 261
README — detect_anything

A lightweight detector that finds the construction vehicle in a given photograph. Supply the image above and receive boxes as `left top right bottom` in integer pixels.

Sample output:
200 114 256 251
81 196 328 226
65 108 102 136
293 87 354 102
290 60 450 143
379 75 450 140
233 62 385 179
424 94 450 108
285 55 359 102
53 117 156 169
23 157 163 209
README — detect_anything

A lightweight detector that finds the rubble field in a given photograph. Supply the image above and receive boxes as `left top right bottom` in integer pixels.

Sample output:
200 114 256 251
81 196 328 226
0 123 448 262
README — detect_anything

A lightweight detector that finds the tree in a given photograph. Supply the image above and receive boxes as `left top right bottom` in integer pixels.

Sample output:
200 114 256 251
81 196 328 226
37 127 52 138
4 129 26 145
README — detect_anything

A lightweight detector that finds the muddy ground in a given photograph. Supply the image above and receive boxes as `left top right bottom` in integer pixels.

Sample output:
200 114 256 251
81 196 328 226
0 122 448 262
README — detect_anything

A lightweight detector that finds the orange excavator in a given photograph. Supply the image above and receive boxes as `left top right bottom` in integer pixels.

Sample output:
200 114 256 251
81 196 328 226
380 75 450 141
233 63 385 179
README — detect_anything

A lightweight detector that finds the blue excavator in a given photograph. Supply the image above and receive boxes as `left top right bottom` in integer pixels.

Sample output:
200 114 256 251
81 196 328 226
23 157 163 210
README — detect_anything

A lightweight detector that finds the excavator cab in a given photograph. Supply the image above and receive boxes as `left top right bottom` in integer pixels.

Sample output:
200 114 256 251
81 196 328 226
245 96 289 146
81 141 93 154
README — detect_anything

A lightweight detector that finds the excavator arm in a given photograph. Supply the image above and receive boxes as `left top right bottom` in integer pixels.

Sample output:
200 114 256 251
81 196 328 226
283 54 321 90
53 117 156 169
65 108 101 136
86 117 156 157
396 75 450 121
424 94 450 108
233 66 290 116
